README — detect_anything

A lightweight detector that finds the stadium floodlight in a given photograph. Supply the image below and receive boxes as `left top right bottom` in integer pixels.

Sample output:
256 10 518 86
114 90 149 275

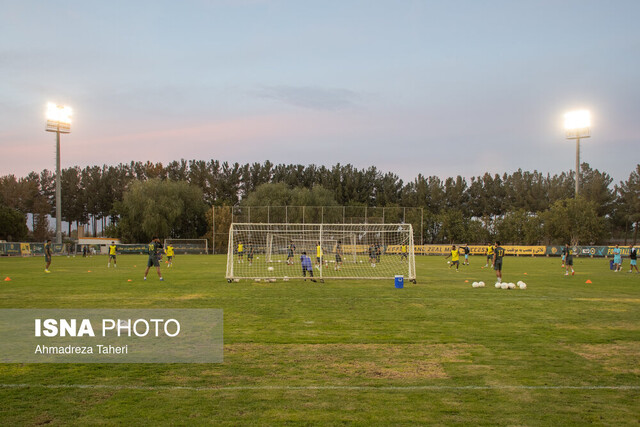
226 223 416 283
564 110 591 197
45 103 72 244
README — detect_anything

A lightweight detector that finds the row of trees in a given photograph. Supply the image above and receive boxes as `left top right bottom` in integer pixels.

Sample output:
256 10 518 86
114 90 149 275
0 160 638 245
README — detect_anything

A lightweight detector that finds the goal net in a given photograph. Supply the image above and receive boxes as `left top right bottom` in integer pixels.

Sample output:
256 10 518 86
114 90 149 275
226 223 415 281
163 239 209 254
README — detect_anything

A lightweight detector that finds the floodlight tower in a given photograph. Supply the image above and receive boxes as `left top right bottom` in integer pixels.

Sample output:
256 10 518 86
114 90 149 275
564 110 591 197
45 103 72 244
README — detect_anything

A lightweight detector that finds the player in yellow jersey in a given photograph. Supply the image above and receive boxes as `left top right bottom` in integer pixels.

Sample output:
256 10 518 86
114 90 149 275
445 245 460 271
315 242 323 269
165 244 174 268
237 241 244 263
400 243 408 261
108 241 117 268
484 243 494 268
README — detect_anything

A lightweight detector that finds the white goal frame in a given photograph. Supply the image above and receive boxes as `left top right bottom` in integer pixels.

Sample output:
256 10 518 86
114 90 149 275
226 223 416 281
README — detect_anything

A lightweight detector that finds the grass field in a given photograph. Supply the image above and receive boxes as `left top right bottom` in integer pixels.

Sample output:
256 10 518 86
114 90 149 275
0 253 638 425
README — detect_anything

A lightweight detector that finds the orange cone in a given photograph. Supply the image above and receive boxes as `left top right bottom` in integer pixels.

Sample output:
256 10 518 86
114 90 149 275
464 280 469 283
4 277 11 281
127 279 132 282
134 265 137 268
524 272 528 275
585 279 592 284
87 270 92 273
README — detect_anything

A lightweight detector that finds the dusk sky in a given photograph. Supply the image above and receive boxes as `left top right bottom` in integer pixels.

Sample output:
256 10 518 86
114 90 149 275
1 0 639 185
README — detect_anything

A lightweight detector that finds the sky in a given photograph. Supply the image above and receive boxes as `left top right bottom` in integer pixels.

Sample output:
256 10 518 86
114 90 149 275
1 0 639 186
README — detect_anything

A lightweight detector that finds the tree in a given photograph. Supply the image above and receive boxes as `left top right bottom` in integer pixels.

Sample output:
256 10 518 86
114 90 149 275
0 196 28 241
542 198 605 245
115 179 208 243
615 164 640 244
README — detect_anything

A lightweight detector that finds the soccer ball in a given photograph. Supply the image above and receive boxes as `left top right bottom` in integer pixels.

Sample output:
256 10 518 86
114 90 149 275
254 278 261 282
519 282 527 290
472 281 478 287
500 283 508 290
270 278 277 283
283 276 289 282
233 279 240 283
447 261 450 264
507 282 516 290
478 281 485 287
268 266 274 272
495 283 501 289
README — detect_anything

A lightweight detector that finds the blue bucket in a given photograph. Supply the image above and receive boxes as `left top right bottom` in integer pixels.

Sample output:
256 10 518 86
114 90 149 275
395 275 404 289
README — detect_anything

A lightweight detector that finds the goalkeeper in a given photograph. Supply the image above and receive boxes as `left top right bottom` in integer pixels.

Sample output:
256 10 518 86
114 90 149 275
300 252 317 282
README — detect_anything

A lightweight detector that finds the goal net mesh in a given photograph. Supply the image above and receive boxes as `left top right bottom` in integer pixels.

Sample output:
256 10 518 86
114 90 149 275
226 223 415 280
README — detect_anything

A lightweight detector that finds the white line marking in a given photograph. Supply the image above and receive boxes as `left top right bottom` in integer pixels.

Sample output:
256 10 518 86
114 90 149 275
0 384 638 391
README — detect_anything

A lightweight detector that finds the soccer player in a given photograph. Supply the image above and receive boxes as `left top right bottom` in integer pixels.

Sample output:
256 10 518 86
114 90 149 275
300 251 316 282
287 241 296 265
144 236 164 281
445 245 460 271
165 244 174 268
612 244 622 272
335 240 343 271
462 243 470 265
375 243 381 264
247 244 254 266
493 241 505 283
237 241 244 263
315 242 323 269
563 243 575 276
44 239 52 273
108 241 117 268
560 246 566 268
629 245 639 273
484 243 494 268
368 244 376 267
400 243 408 261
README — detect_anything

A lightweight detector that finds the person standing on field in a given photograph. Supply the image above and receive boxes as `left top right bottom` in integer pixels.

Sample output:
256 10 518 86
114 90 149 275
612 244 622 272
445 245 460 271
493 241 505 283
462 243 470 265
564 243 575 276
484 243 494 268
628 245 639 273
44 239 52 273
144 236 164 281
108 241 117 268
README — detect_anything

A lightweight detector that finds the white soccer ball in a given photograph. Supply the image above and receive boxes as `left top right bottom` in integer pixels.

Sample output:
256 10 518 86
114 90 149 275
233 279 240 283
270 278 277 283
283 277 289 282
507 282 516 290
268 266 274 271
447 261 450 264
517 281 524 287
519 282 527 290
472 281 478 287
500 283 508 290
495 283 501 289
254 278 261 282
478 281 485 287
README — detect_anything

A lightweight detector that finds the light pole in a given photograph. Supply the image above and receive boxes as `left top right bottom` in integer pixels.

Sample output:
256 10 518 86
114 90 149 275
45 103 72 244
564 110 591 197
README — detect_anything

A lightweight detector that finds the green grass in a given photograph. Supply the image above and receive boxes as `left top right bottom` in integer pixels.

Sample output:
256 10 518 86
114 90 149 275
0 254 638 425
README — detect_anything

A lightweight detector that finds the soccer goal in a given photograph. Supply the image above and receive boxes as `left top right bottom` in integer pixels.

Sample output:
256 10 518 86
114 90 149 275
163 239 209 254
226 223 416 282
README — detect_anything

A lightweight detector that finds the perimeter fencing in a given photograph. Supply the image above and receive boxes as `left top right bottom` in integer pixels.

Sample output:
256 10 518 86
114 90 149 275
0 240 635 258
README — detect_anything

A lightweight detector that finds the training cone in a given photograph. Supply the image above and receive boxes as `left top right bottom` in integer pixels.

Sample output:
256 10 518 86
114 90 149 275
585 279 592 284
464 280 469 283
127 279 132 282
134 265 137 268
524 272 528 275
4 277 11 281
87 270 92 273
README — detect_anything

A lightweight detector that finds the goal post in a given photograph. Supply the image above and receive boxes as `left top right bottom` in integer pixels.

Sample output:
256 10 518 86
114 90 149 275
163 239 209 254
226 223 416 282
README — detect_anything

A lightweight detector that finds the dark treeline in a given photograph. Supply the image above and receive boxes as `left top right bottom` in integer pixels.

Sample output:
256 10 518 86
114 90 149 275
0 160 638 245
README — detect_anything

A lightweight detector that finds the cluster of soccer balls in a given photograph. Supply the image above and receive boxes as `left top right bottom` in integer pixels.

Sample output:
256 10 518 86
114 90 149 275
471 280 527 289
493 280 527 290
